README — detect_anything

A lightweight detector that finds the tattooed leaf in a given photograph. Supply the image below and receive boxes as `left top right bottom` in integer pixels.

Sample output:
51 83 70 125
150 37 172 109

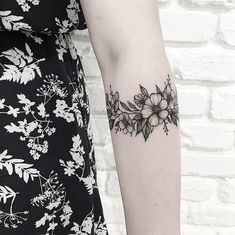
155 85 161 93
139 85 149 97
142 123 151 141
109 119 115 130
167 116 172 123
120 101 131 112
171 114 178 126
127 101 138 110
136 119 148 136
105 93 109 104
133 114 142 120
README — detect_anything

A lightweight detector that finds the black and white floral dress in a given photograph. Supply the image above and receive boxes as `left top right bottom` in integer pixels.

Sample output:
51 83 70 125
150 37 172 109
0 1 109 234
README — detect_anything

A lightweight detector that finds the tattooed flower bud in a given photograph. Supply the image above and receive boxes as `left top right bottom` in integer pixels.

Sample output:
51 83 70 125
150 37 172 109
118 112 134 134
163 84 176 110
134 93 147 107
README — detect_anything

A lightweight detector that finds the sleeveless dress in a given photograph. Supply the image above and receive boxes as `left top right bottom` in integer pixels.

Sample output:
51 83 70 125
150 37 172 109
0 1 109 234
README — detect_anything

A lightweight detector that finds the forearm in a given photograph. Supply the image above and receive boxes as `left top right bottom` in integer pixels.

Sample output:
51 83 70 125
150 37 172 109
102 53 181 235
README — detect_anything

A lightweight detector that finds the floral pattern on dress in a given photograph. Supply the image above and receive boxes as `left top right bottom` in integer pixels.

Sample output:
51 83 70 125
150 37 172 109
0 0 109 234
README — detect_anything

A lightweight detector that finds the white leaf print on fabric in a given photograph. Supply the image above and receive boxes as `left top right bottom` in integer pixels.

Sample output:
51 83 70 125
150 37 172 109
70 210 94 235
0 185 29 228
16 0 41 12
0 149 73 232
60 133 95 195
31 171 73 234
0 74 71 160
0 185 16 204
53 99 75 123
69 209 109 235
0 149 39 182
0 43 45 84
55 33 78 61
94 216 110 235
0 0 109 233
55 0 80 34
0 10 32 31
2 94 52 160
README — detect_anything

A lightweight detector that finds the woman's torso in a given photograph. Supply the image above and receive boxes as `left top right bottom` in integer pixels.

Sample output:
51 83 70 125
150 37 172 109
0 1 110 234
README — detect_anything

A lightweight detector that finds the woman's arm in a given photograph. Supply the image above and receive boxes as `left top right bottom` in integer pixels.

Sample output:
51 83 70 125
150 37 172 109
80 1 181 234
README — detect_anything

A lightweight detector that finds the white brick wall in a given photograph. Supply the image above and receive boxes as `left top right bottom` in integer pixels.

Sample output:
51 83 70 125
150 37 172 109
71 0 235 234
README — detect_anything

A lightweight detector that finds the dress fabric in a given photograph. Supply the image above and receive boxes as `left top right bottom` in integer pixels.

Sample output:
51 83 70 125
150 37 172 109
0 1 109 234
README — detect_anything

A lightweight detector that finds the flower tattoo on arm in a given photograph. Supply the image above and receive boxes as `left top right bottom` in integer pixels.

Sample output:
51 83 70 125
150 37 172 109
105 74 179 141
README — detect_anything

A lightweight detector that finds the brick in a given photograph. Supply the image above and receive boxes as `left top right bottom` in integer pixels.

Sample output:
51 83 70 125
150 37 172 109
106 171 122 196
220 12 235 47
90 114 111 145
181 201 190 224
101 195 125 224
87 81 106 113
218 228 235 235
71 35 91 58
71 27 89 39
181 224 217 235
182 151 235 177
159 10 217 42
95 143 116 170
167 47 235 82
219 178 235 203
81 56 101 77
188 202 235 226
181 0 235 9
181 176 217 201
180 118 234 149
106 223 126 235
211 85 235 119
96 170 108 194
178 86 209 116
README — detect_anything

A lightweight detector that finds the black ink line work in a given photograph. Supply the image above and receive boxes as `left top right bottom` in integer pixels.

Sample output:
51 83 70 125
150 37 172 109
105 74 179 141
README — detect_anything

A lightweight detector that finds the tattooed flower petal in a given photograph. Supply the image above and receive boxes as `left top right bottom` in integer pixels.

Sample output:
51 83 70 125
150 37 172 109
150 93 161 106
159 99 168 110
141 103 153 119
148 114 159 126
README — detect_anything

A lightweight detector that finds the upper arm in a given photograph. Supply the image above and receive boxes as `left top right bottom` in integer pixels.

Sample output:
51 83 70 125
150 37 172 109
79 0 166 72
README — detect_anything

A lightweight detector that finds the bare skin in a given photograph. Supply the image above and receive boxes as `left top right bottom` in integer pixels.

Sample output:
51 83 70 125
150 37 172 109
80 1 181 235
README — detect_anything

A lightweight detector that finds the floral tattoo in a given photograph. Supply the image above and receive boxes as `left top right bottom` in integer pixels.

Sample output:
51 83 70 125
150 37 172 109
105 74 179 141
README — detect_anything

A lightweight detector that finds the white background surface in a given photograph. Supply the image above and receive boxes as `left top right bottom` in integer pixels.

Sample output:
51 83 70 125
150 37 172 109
71 0 235 234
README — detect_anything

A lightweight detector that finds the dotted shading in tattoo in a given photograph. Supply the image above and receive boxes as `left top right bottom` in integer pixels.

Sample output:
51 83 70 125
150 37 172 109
105 74 179 141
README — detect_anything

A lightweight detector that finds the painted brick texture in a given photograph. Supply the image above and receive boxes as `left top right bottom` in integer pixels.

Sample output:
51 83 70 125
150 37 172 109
71 0 235 234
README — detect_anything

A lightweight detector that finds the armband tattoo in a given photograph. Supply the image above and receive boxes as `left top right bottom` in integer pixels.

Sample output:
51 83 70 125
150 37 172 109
105 74 179 141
